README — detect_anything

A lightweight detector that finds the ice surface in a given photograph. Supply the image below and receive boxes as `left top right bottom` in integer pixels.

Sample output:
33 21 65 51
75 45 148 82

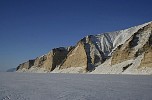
0 73 152 100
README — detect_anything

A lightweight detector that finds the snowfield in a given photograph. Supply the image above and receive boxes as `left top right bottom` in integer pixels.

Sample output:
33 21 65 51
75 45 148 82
0 73 152 100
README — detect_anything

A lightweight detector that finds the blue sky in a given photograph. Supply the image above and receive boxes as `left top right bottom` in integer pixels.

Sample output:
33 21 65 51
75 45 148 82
0 0 152 71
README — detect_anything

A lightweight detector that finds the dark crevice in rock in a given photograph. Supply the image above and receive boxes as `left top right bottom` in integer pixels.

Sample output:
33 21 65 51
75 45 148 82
122 63 133 72
135 49 144 57
129 32 139 48
84 43 95 72
16 59 35 71
51 48 70 71
149 33 152 45
28 60 35 69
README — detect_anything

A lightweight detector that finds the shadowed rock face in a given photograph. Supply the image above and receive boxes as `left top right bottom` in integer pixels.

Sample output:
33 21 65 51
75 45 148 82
82 36 105 71
51 47 74 71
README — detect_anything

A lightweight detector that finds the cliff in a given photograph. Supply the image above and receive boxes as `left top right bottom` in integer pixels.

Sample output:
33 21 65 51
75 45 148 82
17 21 152 74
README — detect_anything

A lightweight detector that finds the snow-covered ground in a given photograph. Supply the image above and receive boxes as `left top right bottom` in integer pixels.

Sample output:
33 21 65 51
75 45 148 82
0 73 152 100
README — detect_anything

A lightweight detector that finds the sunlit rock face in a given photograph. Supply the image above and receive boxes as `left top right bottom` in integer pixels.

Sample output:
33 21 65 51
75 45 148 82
59 41 88 72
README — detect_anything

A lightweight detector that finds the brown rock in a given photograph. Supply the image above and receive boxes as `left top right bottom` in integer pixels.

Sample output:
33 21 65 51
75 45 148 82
17 47 72 72
17 60 35 70
59 36 105 71
139 33 152 68
140 48 152 68
59 41 88 71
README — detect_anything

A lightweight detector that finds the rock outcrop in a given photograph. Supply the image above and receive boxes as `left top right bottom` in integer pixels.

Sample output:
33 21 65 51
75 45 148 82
16 21 152 74
59 41 88 72
17 47 73 72
59 36 105 72
17 60 35 71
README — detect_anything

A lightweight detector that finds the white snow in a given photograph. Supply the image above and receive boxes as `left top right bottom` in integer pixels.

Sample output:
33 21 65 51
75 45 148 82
52 66 86 73
17 67 48 73
89 21 152 57
92 54 152 75
0 73 152 100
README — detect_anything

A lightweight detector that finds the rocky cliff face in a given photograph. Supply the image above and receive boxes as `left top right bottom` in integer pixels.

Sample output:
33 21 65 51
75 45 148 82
59 41 88 72
16 21 152 74
111 23 152 65
17 47 73 72
92 22 152 74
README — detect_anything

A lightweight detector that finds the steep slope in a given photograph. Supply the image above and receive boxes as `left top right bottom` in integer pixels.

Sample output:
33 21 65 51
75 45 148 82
16 21 152 74
111 22 152 65
92 22 152 74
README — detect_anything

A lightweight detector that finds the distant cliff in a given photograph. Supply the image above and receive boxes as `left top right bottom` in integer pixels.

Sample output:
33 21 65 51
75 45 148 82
7 68 16 72
17 21 152 74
